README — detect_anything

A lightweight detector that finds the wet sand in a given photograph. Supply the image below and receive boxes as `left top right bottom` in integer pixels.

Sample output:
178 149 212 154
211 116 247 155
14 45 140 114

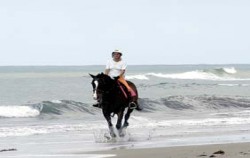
86 142 250 158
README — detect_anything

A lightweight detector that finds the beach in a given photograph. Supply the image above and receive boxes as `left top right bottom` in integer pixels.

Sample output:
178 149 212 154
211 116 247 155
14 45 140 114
87 142 250 158
1 0 250 157
0 65 250 158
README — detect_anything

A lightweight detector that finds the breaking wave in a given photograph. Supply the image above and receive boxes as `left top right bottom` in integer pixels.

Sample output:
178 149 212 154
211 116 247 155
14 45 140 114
138 96 250 112
1 96 250 118
0 100 96 118
126 67 250 81
0 106 40 118
39 100 95 116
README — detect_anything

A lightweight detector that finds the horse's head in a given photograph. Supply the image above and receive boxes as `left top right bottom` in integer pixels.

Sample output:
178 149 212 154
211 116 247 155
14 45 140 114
89 73 116 100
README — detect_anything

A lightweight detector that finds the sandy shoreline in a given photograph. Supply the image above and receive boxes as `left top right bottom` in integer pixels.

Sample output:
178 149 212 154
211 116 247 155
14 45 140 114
85 142 250 158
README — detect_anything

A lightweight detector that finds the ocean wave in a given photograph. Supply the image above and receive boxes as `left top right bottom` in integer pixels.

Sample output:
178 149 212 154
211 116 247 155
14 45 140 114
0 100 95 118
127 67 250 81
222 67 237 74
39 100 95 116
126 75 149 80
147 71 222 80
0 105 40 118
147 67 239 80
138 96 250 112
1 96 250 118
218 84 250 87
203 67 237 74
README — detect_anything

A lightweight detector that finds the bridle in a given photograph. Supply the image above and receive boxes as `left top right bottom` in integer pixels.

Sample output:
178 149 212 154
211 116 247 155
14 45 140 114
92 76 117 100
92 79 99 100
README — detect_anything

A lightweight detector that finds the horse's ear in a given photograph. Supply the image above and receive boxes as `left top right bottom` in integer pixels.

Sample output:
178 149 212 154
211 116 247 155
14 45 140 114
89 73 96 79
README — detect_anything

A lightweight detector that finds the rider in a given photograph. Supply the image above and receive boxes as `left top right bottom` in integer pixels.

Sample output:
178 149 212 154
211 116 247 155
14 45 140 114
93 49 140 110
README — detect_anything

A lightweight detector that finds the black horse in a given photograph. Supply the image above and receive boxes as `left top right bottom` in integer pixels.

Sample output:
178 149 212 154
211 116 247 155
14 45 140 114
90 73 139 137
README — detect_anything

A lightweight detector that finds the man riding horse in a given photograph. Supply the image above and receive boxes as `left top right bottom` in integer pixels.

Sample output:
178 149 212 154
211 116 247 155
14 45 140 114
90 72 139 137
93 49 141 110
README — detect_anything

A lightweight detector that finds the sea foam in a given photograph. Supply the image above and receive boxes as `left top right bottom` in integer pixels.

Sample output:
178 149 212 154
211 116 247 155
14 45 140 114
0 106 40 118
147 71 222 80
126 75 149 80
223 67 237 74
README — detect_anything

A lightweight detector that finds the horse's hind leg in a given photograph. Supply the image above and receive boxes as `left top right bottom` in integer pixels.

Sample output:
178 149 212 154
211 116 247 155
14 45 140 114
116 111 124 130
123 108 133 127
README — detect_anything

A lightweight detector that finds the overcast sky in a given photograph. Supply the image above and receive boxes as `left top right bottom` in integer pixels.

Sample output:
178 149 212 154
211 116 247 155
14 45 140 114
0 0 249 65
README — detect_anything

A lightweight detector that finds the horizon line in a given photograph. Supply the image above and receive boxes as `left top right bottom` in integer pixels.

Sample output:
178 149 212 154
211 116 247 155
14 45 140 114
0 63 250 66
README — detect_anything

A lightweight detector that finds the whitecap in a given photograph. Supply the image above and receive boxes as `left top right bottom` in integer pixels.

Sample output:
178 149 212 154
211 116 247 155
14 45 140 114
51 100 62 104
223 67 237 74
147 71 221 80
146 71 250 81
218 84 239 87
0 106 40 118
126 75 149 80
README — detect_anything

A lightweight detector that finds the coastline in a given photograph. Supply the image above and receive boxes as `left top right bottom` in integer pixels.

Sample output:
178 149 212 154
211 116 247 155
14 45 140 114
84 142 250 158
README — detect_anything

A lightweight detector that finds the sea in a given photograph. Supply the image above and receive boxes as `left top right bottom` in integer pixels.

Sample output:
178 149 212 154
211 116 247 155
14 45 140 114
1 65 250 157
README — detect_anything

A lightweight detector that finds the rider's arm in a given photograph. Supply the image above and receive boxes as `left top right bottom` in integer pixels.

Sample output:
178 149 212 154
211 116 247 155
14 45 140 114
119 69 125 77
105 60 110 75
105 69 110 75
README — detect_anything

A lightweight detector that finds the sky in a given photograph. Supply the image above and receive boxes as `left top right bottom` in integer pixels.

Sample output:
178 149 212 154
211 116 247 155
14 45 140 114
0 0 250 65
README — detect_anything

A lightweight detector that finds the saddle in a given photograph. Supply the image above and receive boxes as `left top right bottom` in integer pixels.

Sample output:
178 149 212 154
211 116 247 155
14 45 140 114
117 81 129 99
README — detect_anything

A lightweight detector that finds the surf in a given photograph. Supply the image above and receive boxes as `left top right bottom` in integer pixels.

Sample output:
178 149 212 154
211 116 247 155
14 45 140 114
126 67 250 81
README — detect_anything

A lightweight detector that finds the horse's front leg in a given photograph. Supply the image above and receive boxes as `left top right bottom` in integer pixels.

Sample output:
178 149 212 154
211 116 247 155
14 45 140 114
116 110 124 130
102 110 116 138
117 110 127 137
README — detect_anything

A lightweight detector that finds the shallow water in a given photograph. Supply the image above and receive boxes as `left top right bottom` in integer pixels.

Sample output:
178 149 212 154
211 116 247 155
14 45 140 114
1 65 250 157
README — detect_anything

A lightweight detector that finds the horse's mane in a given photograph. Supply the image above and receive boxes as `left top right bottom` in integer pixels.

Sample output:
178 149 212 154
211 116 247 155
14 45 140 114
96 73 109 78
96 73 119 82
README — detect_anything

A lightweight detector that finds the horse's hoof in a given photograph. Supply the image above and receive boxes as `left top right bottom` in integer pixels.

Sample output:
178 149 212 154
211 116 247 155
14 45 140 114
123 122 129 127
110 133 116 138
119 133 125 137
119 127 127 137
116 124 121 130
109 126 116 138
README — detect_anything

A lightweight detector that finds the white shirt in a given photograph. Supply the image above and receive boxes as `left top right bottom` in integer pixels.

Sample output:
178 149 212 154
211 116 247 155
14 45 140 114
106 59 127 78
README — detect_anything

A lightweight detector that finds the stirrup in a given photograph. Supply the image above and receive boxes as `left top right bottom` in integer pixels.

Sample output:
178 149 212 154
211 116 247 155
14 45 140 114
129 102 137 109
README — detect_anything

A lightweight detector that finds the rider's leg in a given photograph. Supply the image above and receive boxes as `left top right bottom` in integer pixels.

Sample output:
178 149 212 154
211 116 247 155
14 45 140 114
93 102 100 108
118 77 137 109
118 77 136 96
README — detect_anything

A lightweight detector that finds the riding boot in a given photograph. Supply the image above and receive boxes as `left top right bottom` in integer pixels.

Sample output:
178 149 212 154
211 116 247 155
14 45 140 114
128 99 137 109
128 90 137 109
93 103 101 108
129 100 142 110
128 94 142 110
